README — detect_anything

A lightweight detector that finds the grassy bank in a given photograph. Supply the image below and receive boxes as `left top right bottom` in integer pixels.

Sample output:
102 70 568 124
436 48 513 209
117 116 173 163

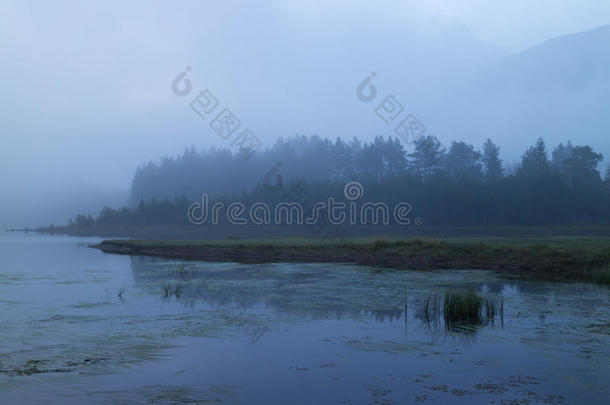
91 237 610 284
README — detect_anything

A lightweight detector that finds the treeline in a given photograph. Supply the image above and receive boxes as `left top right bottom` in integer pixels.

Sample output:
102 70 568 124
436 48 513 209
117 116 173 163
70 135 610 228
128 135 411 205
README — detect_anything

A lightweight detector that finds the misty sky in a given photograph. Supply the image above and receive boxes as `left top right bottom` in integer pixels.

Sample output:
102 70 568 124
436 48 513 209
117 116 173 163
2 0 610 228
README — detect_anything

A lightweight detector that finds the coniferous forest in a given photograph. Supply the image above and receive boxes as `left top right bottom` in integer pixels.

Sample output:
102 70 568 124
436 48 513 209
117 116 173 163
68 135 610 230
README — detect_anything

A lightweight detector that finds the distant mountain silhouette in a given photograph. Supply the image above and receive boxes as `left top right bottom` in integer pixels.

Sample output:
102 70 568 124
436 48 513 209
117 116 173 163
492 24 610 90
425 25 610 161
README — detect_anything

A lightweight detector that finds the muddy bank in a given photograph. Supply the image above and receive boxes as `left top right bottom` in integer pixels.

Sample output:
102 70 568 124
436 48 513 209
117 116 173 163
91 238 610 283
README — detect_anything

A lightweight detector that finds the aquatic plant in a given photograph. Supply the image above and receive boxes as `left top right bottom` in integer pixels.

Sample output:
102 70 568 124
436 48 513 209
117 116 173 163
443 291 482 327
424 294 442 327
424 290 503 332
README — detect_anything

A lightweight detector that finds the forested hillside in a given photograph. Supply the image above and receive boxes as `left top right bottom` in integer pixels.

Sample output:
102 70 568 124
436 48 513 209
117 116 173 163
65 135 610 229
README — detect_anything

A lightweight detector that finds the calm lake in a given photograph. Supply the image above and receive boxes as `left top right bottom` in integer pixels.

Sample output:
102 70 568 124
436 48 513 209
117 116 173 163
0 233 608 404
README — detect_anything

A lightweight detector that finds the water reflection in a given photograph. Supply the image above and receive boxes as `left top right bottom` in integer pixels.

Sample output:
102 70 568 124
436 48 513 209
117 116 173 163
131 256 410 321
130 256 516 338
420 292 504 334
1 235 608 404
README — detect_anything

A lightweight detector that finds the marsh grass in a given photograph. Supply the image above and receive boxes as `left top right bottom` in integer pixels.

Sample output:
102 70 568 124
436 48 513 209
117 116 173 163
98 237 610 284
425 290 503 332
587 267 610 285
444 291 482 327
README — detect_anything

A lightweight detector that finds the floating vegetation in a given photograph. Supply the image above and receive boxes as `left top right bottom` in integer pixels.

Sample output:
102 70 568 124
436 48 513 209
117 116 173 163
0 360 71 376
96 384 240 404
587 322 610 335
424 290 503 332
217 309 270 344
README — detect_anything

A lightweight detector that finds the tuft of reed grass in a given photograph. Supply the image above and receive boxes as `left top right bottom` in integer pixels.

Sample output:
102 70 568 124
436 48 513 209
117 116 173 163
444 291 482 327
424 294 442 326
424 290 503 332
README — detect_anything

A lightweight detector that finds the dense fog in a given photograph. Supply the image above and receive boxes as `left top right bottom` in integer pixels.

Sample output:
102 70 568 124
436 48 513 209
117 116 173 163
2 1 610 228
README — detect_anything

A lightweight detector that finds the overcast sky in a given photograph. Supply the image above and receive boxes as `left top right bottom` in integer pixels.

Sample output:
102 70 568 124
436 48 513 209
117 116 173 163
1 0 609 228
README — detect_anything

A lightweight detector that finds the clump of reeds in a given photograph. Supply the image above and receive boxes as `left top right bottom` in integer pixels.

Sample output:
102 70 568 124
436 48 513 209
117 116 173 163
424 290 503 332
444 291 482 327
424 294 442 326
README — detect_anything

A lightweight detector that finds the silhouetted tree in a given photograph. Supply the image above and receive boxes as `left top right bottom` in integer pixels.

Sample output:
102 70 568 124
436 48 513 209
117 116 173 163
482 138 503 181
408 135 445 178
551 141 574 173
445 141 482 179
519 137 549 178
71 134 610 229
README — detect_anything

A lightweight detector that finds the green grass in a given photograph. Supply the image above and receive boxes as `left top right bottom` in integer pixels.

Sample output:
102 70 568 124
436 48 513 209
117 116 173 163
424 291 502 331
443 291 483 326
94 236 610 284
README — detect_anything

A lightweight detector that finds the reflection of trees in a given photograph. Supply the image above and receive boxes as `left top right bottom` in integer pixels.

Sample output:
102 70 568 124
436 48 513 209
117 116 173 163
130 257 610 353
130 256 573 330
130 255 554 332
130 256 406 322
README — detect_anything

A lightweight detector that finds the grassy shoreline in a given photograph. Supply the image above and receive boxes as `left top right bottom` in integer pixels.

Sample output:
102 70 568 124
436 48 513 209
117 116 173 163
91 237 610 284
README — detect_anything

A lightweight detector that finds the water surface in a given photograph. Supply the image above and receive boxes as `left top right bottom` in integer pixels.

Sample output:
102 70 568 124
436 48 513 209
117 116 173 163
0 233 608 404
